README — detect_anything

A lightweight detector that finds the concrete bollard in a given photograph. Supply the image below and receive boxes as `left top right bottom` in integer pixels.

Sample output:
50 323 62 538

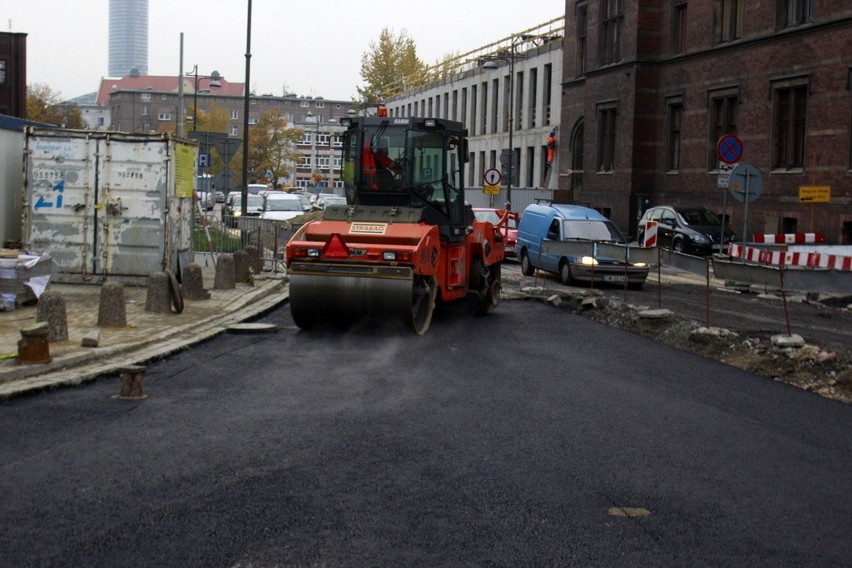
234 250 251 283
98 281 127 327
145 272 172 313
114 365 148 400
181 263 209 300
214 253 236 290
245 245 264 275
36 291 69 342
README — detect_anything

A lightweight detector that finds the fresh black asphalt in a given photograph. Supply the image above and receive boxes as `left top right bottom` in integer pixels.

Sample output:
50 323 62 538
1 300 850 566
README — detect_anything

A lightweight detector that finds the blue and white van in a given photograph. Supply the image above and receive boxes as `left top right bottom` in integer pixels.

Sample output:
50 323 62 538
516 202 649 288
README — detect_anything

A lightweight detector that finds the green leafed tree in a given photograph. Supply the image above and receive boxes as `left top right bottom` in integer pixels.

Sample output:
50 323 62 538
231 110 302 186
26 84 85 128
358 28 429 107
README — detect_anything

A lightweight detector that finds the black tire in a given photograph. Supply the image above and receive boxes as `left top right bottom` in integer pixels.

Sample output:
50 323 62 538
471 259 501 315
520 250 535 276
410 276 436 335
165 269 184 314
673 238 686 253
558 260 574 286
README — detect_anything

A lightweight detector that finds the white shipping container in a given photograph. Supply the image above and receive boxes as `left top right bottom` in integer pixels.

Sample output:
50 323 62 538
23 128 197 284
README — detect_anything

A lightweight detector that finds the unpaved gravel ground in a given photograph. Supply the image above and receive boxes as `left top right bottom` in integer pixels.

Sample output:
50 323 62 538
500 261 852 405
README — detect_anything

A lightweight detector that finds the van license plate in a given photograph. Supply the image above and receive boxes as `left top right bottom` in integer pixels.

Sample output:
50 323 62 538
603 275 627 282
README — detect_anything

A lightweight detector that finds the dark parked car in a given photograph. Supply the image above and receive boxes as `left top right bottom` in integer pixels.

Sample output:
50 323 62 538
222 192 264 228
638 205 736 255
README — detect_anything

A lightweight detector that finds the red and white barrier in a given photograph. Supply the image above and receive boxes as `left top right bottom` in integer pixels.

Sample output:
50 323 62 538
752 233 825 244
642 221 658 248
727 243 852 271
807 253 852 271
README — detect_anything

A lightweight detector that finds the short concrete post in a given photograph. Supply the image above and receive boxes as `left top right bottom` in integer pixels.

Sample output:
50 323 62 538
181 263 209 300
145 272 172 313
36 291 69 342
97 281 127 327
245 245 264 275
214 253 236 290
17 322 52 364
234 250 251 283
115 365 147 400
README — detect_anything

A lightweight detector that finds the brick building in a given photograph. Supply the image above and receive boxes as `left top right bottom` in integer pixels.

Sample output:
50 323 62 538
559 0 852 243
0 32 27 119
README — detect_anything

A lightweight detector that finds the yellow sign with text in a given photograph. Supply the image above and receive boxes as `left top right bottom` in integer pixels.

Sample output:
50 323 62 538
798 185 830 203
483 184 500 195
174 143 197 198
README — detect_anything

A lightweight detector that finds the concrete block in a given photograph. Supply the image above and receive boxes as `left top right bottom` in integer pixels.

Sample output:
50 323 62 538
98 281 127 327
81 330 101 347
36 291 68 342
145 272 171 313
234 250 251 283
181 263 209 300
214 254 236 290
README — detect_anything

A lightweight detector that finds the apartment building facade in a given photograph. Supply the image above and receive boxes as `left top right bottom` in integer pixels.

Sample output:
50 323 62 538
560 0 852 241
104 75 351 189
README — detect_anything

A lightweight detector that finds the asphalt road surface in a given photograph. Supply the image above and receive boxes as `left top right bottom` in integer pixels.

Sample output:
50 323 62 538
1 300 850 567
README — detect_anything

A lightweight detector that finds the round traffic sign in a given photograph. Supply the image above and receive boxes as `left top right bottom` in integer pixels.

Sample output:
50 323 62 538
484 168 502 186
717 134 743 164
728 162 763 203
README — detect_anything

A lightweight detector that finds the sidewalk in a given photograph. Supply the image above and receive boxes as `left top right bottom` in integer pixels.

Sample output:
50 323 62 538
0 264 289 399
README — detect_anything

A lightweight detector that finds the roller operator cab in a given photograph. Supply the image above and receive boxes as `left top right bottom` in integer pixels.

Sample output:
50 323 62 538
285 112 508 335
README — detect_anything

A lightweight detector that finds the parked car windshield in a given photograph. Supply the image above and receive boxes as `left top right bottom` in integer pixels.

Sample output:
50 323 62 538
676 207 722 226
232 195 264 209
265 199 302 212
563 220 626 243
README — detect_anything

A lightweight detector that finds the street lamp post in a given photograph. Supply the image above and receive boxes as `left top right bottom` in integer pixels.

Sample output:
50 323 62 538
185 66 222 132
482 41 520 210
306 111 320 187
482 34 538 210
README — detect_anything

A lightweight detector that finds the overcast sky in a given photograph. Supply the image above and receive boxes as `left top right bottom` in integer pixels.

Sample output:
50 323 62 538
7 0 565 101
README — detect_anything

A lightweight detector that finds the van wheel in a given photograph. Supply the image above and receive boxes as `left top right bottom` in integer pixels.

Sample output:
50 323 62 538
558 260 574 286
520 251 535 276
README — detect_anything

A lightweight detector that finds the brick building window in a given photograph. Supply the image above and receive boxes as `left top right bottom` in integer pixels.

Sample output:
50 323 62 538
599 0 623 65
596 104 617 172
715 0 743 43
672 2 688 54
708 91 738 169
576 2 588 75
772 83 808 169
778 0 813 28
666 99 683 171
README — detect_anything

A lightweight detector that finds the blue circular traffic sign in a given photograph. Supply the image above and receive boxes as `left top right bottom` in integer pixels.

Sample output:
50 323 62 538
717 134 743 164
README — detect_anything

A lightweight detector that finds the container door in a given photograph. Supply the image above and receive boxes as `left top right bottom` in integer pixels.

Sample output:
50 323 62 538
98 137 169 279
25 132 99 282
25 130 170 283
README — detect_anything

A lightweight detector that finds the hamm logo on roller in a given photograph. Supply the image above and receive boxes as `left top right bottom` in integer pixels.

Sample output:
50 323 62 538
350 223 388 235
